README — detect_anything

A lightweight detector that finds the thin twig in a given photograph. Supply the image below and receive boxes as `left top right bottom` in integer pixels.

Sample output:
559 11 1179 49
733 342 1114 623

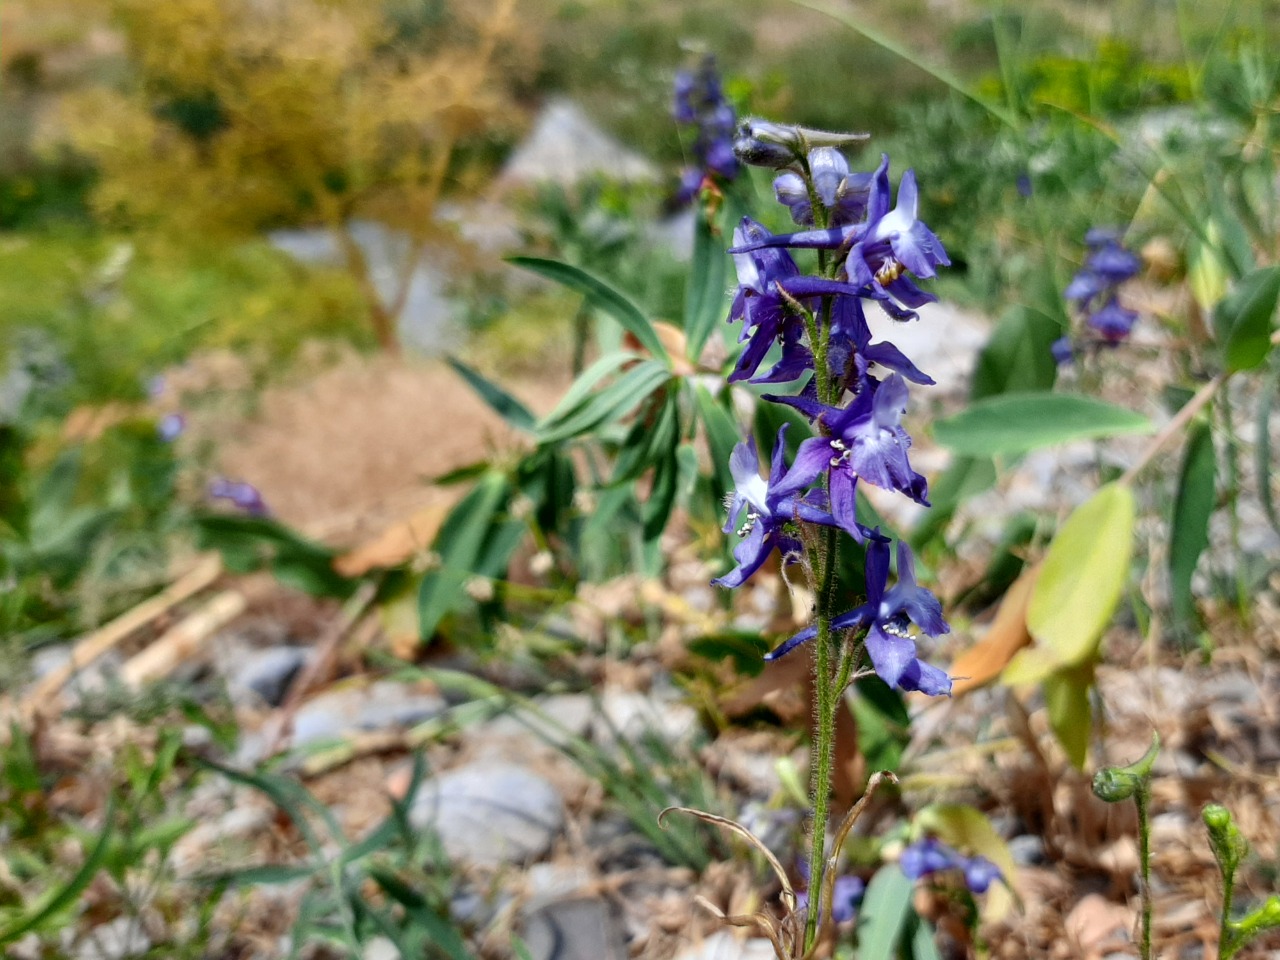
1119 373 1227 486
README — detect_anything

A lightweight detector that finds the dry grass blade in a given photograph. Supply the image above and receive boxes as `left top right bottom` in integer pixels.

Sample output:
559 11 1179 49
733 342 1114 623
807 771 898 960
693 896 788 960
660 806 797 913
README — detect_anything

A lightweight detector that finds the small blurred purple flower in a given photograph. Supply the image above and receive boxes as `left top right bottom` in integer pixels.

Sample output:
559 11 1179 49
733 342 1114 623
1051 336 1074 366
1015 172 1032 198
901 836 1002 894
209 477 268 516
794 871 865 924
671 56 738 204
1065 229 1142 346
1087 298 1139 342
146 374 166 400
157 412 185 442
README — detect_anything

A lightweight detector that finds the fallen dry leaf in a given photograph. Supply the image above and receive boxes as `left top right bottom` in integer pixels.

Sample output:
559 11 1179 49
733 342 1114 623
1064 893 1135 958
951 564 1039 696
333 500 453 576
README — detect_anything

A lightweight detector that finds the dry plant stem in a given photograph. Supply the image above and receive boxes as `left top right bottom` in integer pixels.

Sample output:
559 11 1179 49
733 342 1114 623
120 590 247 686
23 553 223 713
1119 372 1227 486
266 580 379 756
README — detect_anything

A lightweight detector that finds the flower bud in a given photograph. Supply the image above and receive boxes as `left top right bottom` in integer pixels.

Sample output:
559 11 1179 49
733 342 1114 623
1092 732 1160 803
733 119 801 168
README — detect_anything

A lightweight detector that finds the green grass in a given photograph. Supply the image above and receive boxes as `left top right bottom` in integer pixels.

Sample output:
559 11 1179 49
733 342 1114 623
0 225 369 405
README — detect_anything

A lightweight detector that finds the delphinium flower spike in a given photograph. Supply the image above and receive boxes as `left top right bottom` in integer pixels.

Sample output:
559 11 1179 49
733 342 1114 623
1058 227 1142 361
671 56 738 206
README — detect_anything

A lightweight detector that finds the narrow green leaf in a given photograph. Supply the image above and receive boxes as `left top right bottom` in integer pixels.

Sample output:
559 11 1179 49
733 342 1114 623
445 356 536 432
1044 662 1095 770
419 471 509 640
856 865 915 960
1215 265 1280 373
1015 484 1135 678
694 385 739 504
910 915 943 960
1258 377 1279 536
612 394 677 485
536 361 671 444
541 352 637 424
684 213 728 358
641 437 681 542
1169 422 1216 627
508 256 669 364
933 393 1152 456
0 801 114 945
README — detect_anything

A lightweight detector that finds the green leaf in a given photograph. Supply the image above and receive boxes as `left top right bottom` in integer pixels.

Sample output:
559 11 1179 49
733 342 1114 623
694 385 740 505
971 306 1061 401
683 213 728 358
1169 421 1216 628
541 351 637 424
856 865 915 960
1005 483 1134 684
1214 265 1280 373
1044 662 1095 770
641 438 681 542
418 471 509 640
445 356 535 432
508 256 669 364
933 393 1152 457
0 800 114 946
536 361 671 444
1259 377 1279 536
611 393 678 485
909 915 943 960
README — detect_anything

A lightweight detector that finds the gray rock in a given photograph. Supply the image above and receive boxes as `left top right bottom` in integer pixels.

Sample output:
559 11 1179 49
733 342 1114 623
410 762 565 868
291 681 446 747
673 931 776 960
268 220 458 355
521 898 627 960
476 693 595 749
226 645 309 707
499 99 658 188
596 689 698 749
362 937 399 960
1007 834 1047 867
74 917 150 960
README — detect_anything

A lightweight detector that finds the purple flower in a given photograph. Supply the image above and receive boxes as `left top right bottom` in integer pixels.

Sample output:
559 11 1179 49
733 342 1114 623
712 426 838 589
773 149 873 227
767 539 951 697
901 837 1002 894
157 412 185 442
766 374 930 528
1086 243 1140 284
209 477 268 516
1087 298 1138 342
1051 336 1074 366
794 870 865 924
672 56 738 204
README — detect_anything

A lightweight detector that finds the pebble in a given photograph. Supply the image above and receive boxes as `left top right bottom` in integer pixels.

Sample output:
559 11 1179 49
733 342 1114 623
225 646 310 707
1007 834 1047 867
73 917 150 960
596 688 699 749
409 762 565 868
672 930 777 960
290 681 446 747
521 898 627 960
475 693 595 750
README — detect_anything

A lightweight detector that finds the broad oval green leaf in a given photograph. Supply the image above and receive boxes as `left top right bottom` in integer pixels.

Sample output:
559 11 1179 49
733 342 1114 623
933 393 1153 456
1044 662 1095 770
1020 483 1134 674
1169 422 1215 628
1214 265 1280 373
508 256 670 365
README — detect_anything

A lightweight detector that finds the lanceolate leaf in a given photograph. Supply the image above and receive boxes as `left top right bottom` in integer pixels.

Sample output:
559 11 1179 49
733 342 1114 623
1004 483 1134 684
536 361 671 444
445 356 536 432
933 393 1152 457
1214 265 1280 373
1259 377 1279 536
684 212 729 358
856 865 915 960
418 471 509 640
694 384 739 503
508 256 670 364
1169 421 1216 628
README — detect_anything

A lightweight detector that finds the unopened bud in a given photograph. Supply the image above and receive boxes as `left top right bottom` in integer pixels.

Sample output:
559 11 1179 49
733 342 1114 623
1092 732 1160 803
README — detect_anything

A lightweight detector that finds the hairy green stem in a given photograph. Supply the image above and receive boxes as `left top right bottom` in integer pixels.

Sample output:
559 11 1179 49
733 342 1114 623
1136 789 1153 960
